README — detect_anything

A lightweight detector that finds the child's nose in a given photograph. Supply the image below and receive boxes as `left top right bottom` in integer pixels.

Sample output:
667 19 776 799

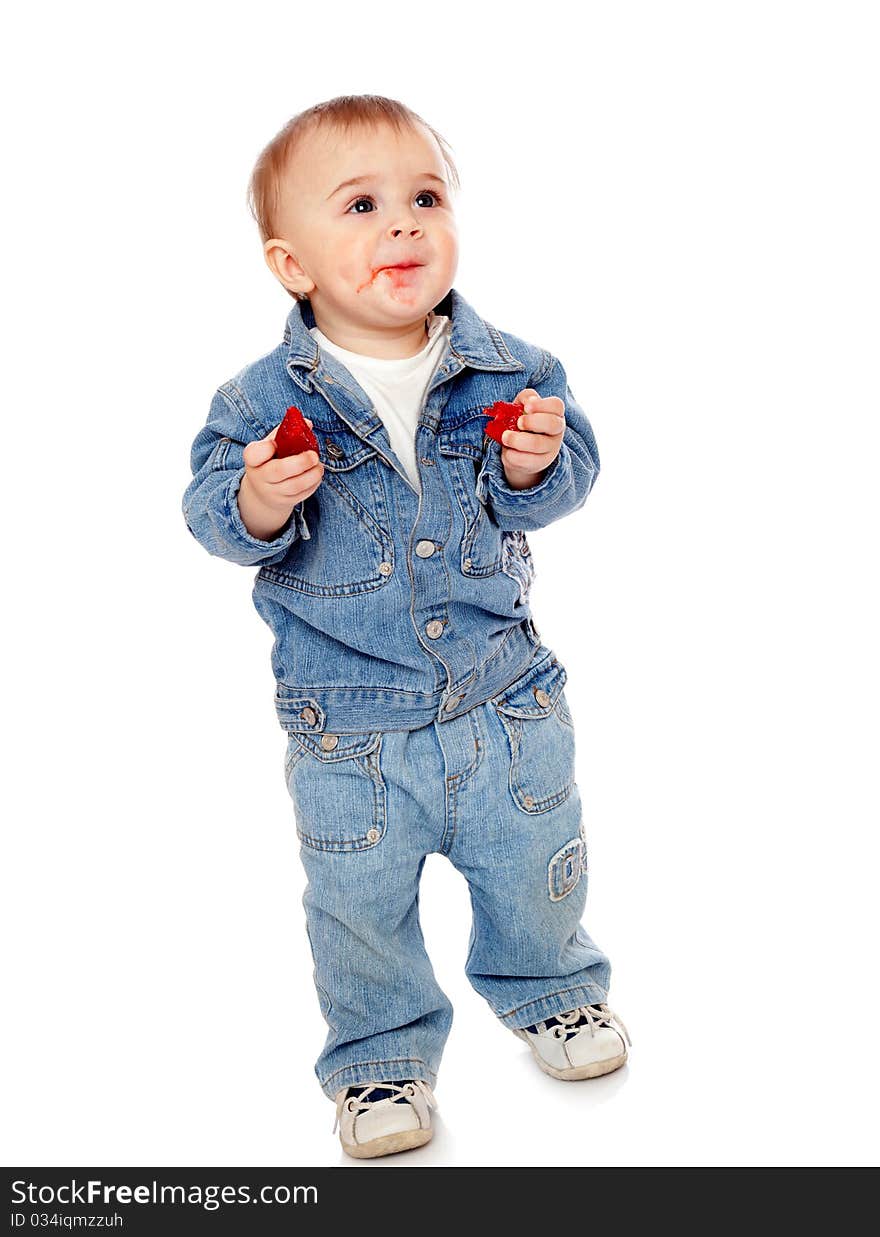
389 223 424 238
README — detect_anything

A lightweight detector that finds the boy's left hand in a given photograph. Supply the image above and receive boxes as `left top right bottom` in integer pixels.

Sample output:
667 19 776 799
500 389 566 490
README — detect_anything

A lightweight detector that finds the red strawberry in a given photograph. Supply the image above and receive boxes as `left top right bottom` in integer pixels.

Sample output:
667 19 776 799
273 405 320 459
482 400 524 445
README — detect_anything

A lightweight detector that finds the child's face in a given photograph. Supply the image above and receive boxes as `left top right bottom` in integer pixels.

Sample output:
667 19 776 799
265 120 459 340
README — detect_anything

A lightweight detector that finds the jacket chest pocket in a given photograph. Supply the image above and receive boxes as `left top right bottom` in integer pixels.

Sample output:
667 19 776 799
491 655 576 814
438 416 503 577
258 433 394 598
285 730 387 851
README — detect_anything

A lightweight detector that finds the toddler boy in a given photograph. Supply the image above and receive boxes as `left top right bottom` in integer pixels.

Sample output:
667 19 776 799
182 94 630 1160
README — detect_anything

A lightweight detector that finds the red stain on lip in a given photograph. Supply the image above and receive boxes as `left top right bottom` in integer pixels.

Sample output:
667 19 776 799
356 263 424 293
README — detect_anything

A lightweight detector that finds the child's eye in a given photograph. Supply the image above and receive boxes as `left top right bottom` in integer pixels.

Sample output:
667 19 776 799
346 190 443 214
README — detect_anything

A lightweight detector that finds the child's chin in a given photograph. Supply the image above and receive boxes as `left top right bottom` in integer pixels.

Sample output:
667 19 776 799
372 289 435 316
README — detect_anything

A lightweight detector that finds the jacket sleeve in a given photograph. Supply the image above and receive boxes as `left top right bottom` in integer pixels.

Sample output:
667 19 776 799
474 354 600 532
181 384 311 567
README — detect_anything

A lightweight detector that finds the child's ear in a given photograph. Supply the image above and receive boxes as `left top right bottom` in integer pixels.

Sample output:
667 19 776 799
263 238 315 298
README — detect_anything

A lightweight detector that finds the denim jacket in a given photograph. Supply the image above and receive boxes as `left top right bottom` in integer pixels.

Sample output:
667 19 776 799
182 287 600 736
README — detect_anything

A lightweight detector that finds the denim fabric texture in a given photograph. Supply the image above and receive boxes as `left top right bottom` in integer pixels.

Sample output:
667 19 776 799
288 642 611 1098
182 286 611 1097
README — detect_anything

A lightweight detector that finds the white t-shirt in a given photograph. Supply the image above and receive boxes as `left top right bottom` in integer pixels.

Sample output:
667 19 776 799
309 310 451 493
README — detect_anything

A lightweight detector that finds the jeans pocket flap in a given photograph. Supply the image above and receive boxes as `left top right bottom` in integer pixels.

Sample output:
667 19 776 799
494 655 568 719
292 730 381 763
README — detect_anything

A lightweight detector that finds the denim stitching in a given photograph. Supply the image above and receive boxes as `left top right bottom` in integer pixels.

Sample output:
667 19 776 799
293 737 388 852
450 620 518 698
442 456 504 576
444 708 483 786
499 984 609 1021
259 563 392 598
440 766 458 857
220 381 264 438
495 711 574 814
529 350 556 386
255 444 395 597
548 837 585 901
404 428 455 689
324 1057 434 1086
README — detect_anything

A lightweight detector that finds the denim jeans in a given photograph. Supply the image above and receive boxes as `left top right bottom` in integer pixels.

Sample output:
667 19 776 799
283 644 612 1100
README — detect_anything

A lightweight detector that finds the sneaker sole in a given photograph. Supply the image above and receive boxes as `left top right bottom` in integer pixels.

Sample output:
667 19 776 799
515 1030 628 1080
340 1126 434 1159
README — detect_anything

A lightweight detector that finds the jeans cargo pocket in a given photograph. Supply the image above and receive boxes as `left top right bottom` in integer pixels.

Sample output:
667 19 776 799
285 730 387 852
491 654 576 814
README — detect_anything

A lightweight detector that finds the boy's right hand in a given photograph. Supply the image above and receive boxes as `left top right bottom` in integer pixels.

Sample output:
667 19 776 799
238 418 324 537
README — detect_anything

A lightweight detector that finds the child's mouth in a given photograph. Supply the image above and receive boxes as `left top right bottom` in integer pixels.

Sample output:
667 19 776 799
356 263 425 293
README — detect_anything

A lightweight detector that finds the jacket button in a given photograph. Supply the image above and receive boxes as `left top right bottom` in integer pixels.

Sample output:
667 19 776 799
463 558 473 570
300 706 317 726
523 795 535 808
533 688 551 708
320 734 339 751
415 540 435 558
425 619 444 639
325 441 345 459
366 828 381 844
378 561 393 575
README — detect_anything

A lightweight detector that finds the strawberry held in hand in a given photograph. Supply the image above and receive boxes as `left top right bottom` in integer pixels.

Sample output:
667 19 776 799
482 401 524 445
273 405 320 459
484 389 568 491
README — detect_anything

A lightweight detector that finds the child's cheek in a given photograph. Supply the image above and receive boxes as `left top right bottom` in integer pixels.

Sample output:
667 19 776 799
337 255 367 290
339 257 363 283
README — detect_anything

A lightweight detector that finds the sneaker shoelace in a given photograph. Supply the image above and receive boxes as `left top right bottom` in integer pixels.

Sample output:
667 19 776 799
333 1079 437 1134
526 1002 632 1046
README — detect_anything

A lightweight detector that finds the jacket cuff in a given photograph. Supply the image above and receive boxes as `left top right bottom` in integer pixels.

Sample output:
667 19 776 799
475 439 574 530
220 469 311 564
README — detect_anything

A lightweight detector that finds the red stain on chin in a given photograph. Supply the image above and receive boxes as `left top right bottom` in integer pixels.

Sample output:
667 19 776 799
355 269 380 294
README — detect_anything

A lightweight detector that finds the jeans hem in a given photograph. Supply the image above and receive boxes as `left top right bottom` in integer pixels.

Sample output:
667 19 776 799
498 983 610 1030
319 1057 438 1101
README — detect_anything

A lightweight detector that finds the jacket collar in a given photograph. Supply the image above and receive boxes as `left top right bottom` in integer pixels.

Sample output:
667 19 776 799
282 286 524 380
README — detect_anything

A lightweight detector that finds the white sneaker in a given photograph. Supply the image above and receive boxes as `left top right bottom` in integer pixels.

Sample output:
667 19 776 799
514 1003 632 1080
333 1079 437 1159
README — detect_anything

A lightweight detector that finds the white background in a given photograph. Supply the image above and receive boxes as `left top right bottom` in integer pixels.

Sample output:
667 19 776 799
3 0 878 1169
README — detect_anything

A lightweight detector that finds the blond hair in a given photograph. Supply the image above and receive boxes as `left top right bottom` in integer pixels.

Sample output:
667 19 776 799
246 94 461 301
